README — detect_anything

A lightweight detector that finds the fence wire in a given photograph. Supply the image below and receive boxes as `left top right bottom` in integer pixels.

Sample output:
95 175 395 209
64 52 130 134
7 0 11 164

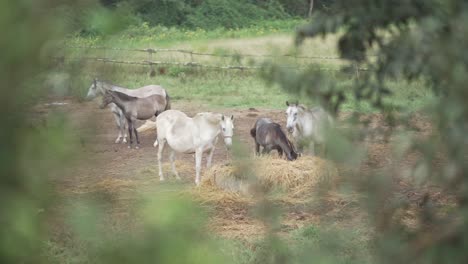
61 46 369 73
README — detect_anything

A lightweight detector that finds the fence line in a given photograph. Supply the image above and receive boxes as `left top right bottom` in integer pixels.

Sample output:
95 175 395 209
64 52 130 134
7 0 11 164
55 56 368 73
65 45 344 60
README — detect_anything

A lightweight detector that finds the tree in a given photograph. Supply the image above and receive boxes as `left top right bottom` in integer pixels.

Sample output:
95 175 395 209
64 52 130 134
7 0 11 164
308 0 314 17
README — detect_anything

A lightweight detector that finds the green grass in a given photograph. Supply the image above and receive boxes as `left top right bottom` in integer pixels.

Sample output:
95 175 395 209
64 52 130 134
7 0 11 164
61 21 434 113
211 224 373 264
68 64 302 109
66 19 306 48
66 62 433 112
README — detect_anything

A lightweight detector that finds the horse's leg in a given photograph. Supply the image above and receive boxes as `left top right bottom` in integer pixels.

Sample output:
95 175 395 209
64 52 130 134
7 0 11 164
169 150 180 180
157 139 166 181
112 112 122 143
127 118 133 149
133 122 140 149
309 141 315 156
207 137 218 168
121 115 128 143
195 148 203 186
277 147 283 158
255 143 260 156
262 146 271 155
206 146 215 168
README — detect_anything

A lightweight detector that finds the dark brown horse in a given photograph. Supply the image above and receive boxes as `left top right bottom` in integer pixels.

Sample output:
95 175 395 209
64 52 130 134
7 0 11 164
250 118 298 161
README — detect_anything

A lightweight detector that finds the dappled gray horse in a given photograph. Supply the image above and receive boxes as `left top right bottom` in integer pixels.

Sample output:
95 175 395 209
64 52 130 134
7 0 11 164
154 110 234 186
250 118 297 161
100 90 168 149
285 101 333 155
86 79 170 143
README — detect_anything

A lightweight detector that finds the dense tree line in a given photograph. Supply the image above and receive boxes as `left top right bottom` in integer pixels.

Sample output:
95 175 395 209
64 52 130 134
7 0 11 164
97 0 336 28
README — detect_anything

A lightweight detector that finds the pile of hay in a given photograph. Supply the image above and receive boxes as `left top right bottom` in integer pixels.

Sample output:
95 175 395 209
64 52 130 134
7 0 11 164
200 156 339 202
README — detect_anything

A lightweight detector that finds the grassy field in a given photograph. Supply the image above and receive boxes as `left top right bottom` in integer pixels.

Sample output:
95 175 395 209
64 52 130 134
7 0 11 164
61 22 433 113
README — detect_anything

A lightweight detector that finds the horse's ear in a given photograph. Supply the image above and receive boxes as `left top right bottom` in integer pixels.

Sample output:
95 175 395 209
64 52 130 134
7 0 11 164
230 115 234 120
221 115 225 121
286 101 289 106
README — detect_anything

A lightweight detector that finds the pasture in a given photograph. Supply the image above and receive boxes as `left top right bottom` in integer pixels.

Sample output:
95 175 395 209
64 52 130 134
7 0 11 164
41 29 449 263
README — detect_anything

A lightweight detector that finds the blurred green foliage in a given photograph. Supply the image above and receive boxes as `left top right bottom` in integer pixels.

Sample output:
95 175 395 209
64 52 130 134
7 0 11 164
5 0 468 264
262 0 468 263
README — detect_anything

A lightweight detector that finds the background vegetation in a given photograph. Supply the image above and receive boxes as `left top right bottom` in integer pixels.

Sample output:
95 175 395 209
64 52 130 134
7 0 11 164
71 0 337 34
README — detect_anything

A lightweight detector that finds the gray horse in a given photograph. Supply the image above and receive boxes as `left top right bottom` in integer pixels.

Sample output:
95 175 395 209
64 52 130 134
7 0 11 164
100 90 168 149
285 101 333 155
86 79 170 143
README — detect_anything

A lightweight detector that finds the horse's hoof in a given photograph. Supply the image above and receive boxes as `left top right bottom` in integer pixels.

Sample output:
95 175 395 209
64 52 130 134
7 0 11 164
128 145 132 149
159 177 165 182
115 138 121 144
122 138 128 144
135 146 140 149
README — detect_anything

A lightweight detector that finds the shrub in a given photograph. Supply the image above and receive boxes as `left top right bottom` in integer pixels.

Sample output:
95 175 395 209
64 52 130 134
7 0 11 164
185 0 289 29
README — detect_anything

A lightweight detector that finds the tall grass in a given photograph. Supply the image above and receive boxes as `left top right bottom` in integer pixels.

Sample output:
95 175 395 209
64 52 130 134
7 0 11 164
67 19 306 48
66 61 432 113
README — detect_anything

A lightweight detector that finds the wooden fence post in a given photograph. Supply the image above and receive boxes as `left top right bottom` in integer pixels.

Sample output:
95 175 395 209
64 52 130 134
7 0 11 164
148 49 156 77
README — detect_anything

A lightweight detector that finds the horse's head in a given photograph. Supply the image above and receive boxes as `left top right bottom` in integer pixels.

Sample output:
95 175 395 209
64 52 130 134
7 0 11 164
221 115 234 148
86 78 102 100
99 90 115 109
285 100 300 133
287 139 299 161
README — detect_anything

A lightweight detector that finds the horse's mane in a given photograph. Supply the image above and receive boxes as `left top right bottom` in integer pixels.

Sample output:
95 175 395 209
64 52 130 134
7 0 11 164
96 79 125 89
297 104 308 112
194 112 222 124
109 90 137 101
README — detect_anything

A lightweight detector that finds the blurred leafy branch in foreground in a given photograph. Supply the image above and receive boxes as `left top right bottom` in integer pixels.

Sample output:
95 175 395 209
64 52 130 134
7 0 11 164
0 1 232 263
263 0 468 263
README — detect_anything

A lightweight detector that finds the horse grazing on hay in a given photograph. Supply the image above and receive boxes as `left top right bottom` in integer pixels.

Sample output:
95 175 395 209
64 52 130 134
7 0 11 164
250 118 298 161
86 79 170 144
154 110 234 186
285 101 333 155
100 90 168 149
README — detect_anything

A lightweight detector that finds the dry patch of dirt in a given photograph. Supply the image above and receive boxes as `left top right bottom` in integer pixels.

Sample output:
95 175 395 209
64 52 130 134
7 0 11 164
39 98 452 242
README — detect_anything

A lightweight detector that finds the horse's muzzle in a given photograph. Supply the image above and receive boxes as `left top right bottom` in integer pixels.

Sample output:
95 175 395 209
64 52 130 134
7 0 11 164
286 126 294 133
224 136 233 148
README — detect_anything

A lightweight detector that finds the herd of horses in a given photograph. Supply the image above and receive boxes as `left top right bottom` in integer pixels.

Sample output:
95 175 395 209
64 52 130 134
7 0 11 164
86 79 333 186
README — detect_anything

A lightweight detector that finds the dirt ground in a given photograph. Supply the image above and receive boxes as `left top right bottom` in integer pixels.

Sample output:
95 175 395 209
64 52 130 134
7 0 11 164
38 97 452 242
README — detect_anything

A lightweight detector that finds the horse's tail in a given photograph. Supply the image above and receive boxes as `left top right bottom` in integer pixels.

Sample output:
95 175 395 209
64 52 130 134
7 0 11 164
164 92 171 111
250 127 256 138
136 120 157 133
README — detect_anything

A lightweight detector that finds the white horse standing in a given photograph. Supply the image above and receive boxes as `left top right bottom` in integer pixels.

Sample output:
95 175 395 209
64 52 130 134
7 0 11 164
285 101 333 155
154 110 234 186
86 79 170 143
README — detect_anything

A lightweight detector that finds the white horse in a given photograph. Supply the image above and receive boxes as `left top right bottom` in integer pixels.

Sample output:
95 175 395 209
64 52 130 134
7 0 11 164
285 101 333 155
154 110 234 186
86 79 170 143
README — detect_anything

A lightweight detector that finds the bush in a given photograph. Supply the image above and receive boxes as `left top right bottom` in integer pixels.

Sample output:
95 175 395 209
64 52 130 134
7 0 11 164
185 0 289 29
